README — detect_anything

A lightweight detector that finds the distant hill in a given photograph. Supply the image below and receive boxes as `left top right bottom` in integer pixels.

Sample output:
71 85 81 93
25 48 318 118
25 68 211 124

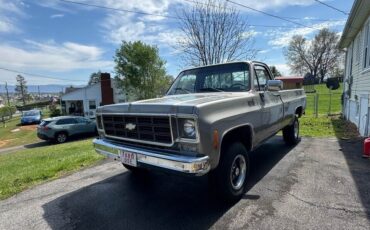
0 84 85 93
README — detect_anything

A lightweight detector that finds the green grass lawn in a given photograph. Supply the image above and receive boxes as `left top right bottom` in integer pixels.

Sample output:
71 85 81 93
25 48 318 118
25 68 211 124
0 139 104 200
0 117 40 149
304 83 342 116
300 115 359 138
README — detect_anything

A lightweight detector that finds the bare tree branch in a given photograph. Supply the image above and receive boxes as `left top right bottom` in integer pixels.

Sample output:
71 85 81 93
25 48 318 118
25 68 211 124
177 0 256 67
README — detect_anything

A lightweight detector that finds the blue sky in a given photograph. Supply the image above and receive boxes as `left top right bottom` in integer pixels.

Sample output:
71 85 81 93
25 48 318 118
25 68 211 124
0 0 353 85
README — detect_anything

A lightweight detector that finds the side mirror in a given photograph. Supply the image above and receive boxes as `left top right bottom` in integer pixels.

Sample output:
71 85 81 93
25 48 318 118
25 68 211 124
266 80 283 91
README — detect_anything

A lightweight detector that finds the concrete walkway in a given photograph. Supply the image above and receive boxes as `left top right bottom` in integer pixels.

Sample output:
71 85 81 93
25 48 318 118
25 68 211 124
0 141 49 155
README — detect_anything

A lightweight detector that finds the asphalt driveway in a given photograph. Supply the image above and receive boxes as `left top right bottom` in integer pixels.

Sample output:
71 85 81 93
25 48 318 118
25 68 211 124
1 137 369 229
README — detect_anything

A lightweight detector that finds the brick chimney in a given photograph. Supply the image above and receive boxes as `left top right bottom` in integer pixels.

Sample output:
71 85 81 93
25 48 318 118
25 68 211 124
100 73 114 105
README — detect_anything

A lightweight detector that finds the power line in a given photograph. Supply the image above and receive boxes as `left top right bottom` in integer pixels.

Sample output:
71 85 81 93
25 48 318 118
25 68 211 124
313 0 349 16
184 0 345 23
58 0 179 19
0 67 86 83
57 0 305 29
226 0 315 29
0 67 114 85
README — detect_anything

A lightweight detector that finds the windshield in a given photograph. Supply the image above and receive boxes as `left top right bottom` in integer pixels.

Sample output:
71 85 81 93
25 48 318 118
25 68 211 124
167 62 250 95
23 111 40 117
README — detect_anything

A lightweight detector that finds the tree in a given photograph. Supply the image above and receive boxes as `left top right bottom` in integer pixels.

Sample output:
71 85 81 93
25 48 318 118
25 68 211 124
177 0 256 66
114 41 171 100
88 71 102 85
284 28 340 83
269 66 282 77
15 74 28 105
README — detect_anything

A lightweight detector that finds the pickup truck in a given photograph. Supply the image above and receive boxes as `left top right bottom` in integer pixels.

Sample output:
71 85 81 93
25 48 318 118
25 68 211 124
93 61 306 200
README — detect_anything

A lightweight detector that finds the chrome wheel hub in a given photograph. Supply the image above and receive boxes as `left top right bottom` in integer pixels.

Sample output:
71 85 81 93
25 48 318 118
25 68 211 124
230 154 247 190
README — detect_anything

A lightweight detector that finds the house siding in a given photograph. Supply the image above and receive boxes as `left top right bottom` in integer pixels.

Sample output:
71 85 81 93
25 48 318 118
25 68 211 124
344 14 370 136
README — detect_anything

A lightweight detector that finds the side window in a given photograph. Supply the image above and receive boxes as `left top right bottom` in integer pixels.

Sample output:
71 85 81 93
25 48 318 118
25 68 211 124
254 65 272 91
76 117 89 124
174 74 196 94
56 118 77 125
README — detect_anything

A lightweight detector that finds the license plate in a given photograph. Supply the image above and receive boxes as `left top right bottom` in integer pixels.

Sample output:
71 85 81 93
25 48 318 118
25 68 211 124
120 151 137 167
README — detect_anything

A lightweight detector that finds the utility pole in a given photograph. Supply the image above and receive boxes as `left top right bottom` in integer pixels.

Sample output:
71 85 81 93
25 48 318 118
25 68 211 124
5 82 10 106
38 85 41 100
20 79 25 106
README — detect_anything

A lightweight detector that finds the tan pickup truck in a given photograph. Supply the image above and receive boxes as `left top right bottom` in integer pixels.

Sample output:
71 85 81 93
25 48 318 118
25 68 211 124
93 61 306 200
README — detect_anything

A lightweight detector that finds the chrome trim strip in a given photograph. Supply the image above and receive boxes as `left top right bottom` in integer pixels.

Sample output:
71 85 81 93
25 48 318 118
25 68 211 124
93 138 210 175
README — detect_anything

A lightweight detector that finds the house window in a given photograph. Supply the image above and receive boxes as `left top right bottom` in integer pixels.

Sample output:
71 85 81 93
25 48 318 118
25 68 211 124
364 22 370 69
89 100 96 110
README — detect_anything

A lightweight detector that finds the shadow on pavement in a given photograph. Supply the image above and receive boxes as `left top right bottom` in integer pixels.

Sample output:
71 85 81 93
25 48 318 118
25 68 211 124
23 141 51 149
42 137 295 230
337 138 370 220
332 118 370 220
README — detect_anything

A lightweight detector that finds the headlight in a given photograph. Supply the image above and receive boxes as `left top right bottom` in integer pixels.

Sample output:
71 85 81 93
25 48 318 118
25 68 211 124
178 118 197 139
183 119 196 138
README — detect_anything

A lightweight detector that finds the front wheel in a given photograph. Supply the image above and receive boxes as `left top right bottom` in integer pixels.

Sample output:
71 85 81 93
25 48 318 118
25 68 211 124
209 142 249 201
55 132 68 144
283 116 300 145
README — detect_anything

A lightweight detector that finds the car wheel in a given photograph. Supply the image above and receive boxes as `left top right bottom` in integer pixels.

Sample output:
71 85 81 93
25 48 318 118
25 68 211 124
209 142 249 201
55 132 68 144
283 116 300 146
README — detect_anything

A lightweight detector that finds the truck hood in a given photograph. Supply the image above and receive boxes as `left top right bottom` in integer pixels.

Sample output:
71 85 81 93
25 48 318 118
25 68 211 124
99 92 251 114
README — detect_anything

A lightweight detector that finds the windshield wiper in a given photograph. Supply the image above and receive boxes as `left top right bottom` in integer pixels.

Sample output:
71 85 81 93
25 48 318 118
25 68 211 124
199 87 224 92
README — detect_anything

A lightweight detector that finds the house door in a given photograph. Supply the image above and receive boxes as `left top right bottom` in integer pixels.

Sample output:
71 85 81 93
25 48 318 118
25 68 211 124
359 97 368 136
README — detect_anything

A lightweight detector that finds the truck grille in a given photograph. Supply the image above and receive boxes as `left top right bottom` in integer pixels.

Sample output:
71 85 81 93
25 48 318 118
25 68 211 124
102 114 173 145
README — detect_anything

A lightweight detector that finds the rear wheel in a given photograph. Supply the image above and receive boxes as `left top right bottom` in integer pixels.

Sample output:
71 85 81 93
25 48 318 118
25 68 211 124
55 132 68 144
209 142 249 201
283 116 300 145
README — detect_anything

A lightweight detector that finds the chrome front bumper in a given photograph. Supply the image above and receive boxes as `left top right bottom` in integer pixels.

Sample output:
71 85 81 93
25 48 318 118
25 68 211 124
93 138 211 176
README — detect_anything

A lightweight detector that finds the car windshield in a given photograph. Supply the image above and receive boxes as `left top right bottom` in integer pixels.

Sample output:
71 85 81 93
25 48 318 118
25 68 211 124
167 62 250 95
23 111 40 117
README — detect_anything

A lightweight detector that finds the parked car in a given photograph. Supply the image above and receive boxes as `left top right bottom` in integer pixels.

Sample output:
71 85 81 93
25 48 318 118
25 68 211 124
21 110 42 125
37 116 97 143
93 61 306 200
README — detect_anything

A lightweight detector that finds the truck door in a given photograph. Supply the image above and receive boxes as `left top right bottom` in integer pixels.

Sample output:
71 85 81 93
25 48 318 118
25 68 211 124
253 65 284 137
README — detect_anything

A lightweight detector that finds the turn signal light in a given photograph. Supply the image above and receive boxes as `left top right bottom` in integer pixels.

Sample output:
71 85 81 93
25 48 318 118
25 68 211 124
213 130 219 150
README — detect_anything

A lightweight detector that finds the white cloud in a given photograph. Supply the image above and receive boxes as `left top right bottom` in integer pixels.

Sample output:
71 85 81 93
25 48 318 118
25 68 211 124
0 0 24 33
0 40 113 72
267 20 346 48
258 49 270 54
50 14 64 19
98 0 176 44
272 64 291 76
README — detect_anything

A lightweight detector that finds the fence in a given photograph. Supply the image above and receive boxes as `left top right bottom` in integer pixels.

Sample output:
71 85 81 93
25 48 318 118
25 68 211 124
305 92 342 117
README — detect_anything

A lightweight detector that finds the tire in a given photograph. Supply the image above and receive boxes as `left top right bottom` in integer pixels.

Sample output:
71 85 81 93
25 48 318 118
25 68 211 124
55 132 68 144
122 164 147 174
283 116 300 146
209 142 249 201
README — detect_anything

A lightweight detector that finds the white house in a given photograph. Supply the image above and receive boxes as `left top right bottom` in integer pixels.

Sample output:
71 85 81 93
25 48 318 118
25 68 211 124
61 73 126 119
339 0 370 136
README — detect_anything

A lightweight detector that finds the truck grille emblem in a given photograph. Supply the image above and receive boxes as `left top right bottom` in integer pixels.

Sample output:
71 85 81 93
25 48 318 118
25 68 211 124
125 123 136 131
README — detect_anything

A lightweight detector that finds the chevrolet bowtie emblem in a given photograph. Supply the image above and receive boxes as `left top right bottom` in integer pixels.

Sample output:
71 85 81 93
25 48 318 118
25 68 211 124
125 123 136 131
